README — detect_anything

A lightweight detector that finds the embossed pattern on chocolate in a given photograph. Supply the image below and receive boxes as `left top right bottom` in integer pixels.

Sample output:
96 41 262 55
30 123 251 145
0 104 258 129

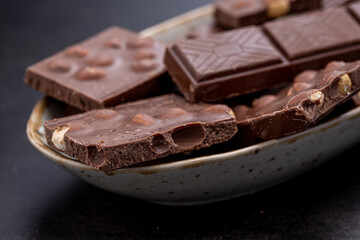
44 94 238 171
264 8 360 59
233 60 360 140
24 26 167 111
175 26 282 82
165 6 360 102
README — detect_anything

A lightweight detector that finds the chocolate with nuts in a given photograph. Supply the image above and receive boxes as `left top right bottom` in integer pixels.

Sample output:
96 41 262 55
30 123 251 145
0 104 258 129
44 94 238 171
24 26 168 111
233 60 360 140
165 7 360 102
214 0 321 29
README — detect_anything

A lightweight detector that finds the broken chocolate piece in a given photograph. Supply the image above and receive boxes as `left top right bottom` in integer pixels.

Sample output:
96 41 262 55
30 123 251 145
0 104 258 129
165 7 360 102
24 26 168 111
44 94 238 171
233 60 360 140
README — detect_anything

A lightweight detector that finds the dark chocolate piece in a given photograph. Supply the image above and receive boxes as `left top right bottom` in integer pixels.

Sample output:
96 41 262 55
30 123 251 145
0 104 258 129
24 26 168 111
44 94 237 171
233 60 360 140
214 0 321 29
264 8 360 60
165 7 360 102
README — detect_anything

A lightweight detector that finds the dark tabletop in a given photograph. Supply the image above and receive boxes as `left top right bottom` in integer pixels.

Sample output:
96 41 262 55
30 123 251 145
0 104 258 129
1 1 360 239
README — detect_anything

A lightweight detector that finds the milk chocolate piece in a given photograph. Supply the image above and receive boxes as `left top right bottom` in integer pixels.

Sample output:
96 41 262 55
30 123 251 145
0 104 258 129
44 94 237 171
165 8 360 102
264 8 360 60
233 60 360 140
24 26 168 111
214 0 321 29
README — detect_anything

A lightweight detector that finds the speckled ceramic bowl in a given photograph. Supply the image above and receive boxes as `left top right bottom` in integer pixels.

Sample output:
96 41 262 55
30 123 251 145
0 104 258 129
26 5 360 205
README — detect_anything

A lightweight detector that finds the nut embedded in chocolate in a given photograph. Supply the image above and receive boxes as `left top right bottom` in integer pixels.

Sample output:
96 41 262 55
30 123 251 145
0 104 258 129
65 46 89 58
266 0 290 18
233 60 360 140
43 94 238 171
51 125 70 151
338 73 352 96
310 91 325 108
75 67 106 80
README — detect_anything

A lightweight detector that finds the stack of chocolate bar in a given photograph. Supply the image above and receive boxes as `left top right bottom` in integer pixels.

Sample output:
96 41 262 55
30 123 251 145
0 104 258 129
25 1 360 171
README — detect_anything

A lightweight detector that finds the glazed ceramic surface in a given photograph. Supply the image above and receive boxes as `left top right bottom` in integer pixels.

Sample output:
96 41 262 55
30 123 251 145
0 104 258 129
26 5 360 205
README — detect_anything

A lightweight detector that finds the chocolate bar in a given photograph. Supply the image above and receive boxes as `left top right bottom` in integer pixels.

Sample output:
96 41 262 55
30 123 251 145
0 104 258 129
44 94 237 171
214 0 321 29
165 7 360 102
24 26 168 111
233 61 360 140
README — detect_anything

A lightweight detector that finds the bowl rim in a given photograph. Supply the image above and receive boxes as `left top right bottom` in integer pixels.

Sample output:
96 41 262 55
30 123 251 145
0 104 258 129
25 3 360 175
26 97 360 175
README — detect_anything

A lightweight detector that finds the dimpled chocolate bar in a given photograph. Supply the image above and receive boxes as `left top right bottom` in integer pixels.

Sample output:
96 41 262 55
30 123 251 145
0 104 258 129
24 26 167 111
214 0 321 29
44 94 238 171
233 60 360 140
165 7 360 102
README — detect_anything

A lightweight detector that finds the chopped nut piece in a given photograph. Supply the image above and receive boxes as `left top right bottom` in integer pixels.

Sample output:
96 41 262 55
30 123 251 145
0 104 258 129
266 0 290 18
160 108 188 119
132 113 156 125
75 67 106 80
338 73 352 96
252 95 277 107
203 105 235 118
65 46 89 58
310 91 325 108
51 125 70 151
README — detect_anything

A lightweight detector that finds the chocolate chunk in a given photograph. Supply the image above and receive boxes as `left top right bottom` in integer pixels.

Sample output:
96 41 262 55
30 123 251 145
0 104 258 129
43 94 237 171
24 26 168 111
264 8 360 60
214 0 321 29
165 7 360 102
233 60 360 140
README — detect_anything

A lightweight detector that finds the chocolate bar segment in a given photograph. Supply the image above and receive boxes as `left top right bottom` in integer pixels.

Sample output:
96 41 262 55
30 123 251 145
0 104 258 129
24 26 168 111
214 0 321 29
165 7 360 102
264 8 360 60
233 60 360 140
44 94 237 171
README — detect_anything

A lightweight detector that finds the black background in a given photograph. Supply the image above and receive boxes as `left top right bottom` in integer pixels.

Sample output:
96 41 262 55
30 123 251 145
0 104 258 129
1 1 360 239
